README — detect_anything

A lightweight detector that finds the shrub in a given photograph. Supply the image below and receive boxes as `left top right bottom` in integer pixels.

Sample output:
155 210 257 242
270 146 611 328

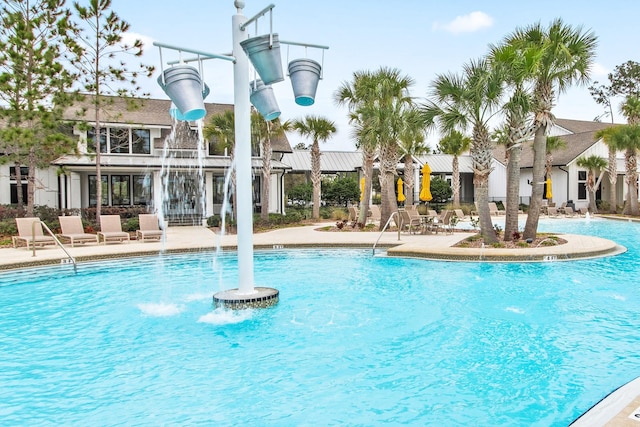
0 219 17 236
207 215 221 227
123 217 139 232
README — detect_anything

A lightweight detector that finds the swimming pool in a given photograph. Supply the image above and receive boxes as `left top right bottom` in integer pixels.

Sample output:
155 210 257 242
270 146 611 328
0 217 638 425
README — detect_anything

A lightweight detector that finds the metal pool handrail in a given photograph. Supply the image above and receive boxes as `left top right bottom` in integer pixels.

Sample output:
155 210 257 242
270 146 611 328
372 211 401 256
33 220 77 273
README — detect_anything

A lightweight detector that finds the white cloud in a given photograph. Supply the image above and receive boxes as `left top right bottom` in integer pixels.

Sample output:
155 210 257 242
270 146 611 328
121 31 155 51
433 11 494 34
590 62 609 78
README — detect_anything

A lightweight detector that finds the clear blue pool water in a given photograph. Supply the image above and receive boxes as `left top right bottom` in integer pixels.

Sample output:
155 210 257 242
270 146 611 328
1 217 639 426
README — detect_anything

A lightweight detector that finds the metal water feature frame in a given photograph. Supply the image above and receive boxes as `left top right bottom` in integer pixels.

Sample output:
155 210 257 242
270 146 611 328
153 1 328 309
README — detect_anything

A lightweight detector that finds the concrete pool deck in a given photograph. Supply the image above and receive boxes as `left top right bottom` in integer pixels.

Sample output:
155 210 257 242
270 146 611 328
0 219 624 271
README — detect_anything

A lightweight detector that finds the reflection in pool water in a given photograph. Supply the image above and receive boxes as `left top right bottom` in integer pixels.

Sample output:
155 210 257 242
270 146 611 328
0 218 638 426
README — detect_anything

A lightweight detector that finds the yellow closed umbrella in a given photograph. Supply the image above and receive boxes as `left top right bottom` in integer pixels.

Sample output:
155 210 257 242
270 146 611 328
545 177 552 199
419 163 433 202
397 178 406 202
360 177 365 201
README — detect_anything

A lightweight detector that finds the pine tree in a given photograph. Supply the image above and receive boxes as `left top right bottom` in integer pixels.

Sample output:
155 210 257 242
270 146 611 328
0 0 81 216
72 0 154 218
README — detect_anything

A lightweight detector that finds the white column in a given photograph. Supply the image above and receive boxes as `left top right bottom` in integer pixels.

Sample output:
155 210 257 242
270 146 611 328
232 5 255 294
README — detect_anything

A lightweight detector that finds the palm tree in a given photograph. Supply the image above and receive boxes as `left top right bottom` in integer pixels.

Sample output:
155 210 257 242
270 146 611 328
335 70 384 226
576 155 607 213
618 96 640 215
504 18 597 239
437 130 470 207
608 125 640 216
544 135 566 204
288 115 336 219
204 110 236 218
489 41 536 240
398 107 428 207
335 68 414 227
594 127 620 213
252 112 286 221
422 58 504 244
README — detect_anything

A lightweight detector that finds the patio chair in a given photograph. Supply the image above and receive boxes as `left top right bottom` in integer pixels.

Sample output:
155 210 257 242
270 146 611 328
136 214 164 242
58 216 98 247
97 215 130 244
13 217 56 249
367 205 381 223
564 206 577 217
435 210 454 234
399 209 422 234
546 207 560 218
348 206 359 222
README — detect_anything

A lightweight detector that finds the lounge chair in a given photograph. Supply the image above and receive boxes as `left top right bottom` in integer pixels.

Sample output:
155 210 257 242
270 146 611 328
564 206 577 217
13 217 56 249
453 209 466 221
136 214 164 242
578 207 589 216
97 215 130 244
488 202 505 216
58 216 99 247
546 207 560 217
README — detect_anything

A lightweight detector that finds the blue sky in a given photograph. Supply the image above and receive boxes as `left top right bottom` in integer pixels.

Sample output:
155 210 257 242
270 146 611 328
113 0 640 150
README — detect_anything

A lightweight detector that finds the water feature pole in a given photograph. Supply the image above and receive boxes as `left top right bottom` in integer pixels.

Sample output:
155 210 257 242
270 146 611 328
155 1 327 309
232 1 255 295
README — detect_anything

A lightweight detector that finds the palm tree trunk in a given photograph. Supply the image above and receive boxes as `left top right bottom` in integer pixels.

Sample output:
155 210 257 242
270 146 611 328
586 171 597 213
623 148 639 215
404 154 415 207
452 155 460 207
260 136 272 221
503 144 521 241
608 148 618 213
523 126 547 240
471 125 497 244
378 143 400 227
358 149 375 226
311 141 321 219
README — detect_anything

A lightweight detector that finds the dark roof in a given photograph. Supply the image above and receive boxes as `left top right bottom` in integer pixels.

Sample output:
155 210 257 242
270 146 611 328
62 94 233 127
493 118 618 168
62 94 292 153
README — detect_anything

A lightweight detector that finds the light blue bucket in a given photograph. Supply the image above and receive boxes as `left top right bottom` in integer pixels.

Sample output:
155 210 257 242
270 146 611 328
158 65 207 121
168 85 210 121
241 34 284 85
250 80 280 121
288 58 322 106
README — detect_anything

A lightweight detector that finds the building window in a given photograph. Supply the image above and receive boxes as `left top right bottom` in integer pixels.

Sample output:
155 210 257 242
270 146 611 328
133 174 153 205
578 170 587 200
212 175 227 205
89 175 108 207
9 166 29 179
132 129 151 154
88 127 151 154
109 128 130 153
10 183 27 204
111 175 130 205
87 127 107 153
